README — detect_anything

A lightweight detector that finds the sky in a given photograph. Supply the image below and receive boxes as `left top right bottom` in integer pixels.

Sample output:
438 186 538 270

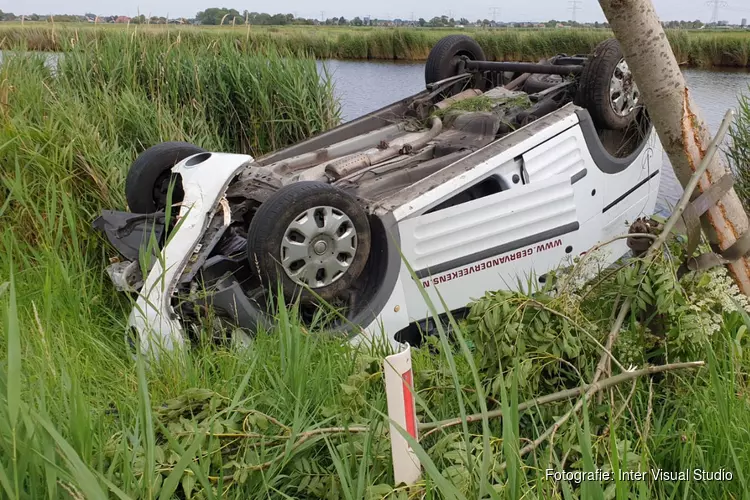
4 0 750 24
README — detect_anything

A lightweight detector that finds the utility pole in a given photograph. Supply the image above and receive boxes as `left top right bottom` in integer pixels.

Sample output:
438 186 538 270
490 7 500 22
598 0 750 296
569 0 582 22
320 11 325 23
706 0 728 24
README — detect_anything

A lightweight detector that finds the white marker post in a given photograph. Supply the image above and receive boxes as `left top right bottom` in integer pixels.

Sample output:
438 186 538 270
383 344 421 485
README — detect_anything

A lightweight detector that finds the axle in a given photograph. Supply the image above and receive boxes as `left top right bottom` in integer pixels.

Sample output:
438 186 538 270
464 60 584 76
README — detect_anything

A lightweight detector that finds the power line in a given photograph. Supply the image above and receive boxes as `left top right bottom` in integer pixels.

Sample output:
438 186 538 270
706 0 728 23
490 7 501 22
568 0 582 22
723 5 750 13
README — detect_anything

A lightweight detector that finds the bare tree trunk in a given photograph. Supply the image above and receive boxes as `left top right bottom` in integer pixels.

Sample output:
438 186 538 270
598 0 750 295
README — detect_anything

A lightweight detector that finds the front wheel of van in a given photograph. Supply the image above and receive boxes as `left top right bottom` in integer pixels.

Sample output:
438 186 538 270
246 181 372 304
576 38 642 131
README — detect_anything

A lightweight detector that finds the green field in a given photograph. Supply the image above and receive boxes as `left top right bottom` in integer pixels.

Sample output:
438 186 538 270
1 24 750 67
3 29 750 499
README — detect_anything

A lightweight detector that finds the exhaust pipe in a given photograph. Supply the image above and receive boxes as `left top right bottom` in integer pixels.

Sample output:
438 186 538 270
325 117 443 180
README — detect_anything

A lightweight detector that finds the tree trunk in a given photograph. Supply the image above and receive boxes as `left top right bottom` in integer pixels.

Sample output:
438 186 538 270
598 0 750 296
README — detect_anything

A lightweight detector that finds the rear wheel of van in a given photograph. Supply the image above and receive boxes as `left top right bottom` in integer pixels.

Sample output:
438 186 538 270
125 141 206 213
425 35 486 93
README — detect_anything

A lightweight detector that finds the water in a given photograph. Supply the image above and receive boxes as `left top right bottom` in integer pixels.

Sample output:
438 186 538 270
318 60 750 216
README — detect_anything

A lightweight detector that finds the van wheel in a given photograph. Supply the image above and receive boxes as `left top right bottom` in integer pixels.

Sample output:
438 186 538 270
425 35 486 88
246 182 371 304
576 38 641 130
125 141 206 213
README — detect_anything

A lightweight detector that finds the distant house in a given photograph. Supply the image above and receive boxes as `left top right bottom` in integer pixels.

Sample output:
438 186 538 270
115 16 130 23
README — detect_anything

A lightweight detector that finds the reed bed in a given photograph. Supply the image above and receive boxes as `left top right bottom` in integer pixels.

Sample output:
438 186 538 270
1 25 750 67
729 86 750 209
0 34 339 252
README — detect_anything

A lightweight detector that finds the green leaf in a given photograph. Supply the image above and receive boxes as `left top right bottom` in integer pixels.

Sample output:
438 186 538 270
158 430 206 500
297 475 311 492
367 483 393 499
340 384 358 395
698 272 712 288
642 279 654 297
6 272 20 429
96 471 137 500
31 410 108 500
0 462 14 500
154 445 166 464
254 414 269 431
182 474 196 499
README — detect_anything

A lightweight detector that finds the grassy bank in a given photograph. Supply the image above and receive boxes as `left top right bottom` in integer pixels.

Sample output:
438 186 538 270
3 33 750 499
1 25 750 67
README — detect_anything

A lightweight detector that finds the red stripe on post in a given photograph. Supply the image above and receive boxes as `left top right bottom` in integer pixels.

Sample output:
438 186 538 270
402 369 416 438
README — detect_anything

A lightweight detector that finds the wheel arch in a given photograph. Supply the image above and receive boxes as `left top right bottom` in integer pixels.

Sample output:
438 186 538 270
335 211 404 339
575 107 655 175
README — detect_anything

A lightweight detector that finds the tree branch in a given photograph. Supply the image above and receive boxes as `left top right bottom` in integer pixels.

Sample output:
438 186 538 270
498 361 701 470
418 361 703 440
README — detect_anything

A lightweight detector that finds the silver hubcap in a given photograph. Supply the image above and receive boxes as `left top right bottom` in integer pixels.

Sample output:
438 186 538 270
281 206 357 288
609 59 640 117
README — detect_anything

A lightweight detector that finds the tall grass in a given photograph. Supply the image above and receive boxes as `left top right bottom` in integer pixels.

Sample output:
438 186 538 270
58 34 338 156
2 29 750 499
2 25 750 67
729 87 750 210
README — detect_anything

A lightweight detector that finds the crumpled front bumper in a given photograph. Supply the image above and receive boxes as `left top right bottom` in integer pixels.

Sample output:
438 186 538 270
125 152 252 358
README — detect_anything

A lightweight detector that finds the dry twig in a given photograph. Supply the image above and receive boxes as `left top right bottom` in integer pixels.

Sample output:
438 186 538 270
418 361 703 441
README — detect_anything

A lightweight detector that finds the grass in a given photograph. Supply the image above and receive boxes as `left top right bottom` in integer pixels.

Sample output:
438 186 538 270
2 30 750 499
729 86 750 210
432 96 496 118
0 24 749 67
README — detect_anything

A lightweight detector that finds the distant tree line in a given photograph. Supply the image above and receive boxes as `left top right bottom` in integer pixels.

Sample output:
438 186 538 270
187 10 607 28
0 10 187 24
0 8 713 29
195 9 311 25
662 20 706 29
192 9 377 27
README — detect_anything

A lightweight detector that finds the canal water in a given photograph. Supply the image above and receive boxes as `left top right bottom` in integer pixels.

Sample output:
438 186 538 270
318 60 750 216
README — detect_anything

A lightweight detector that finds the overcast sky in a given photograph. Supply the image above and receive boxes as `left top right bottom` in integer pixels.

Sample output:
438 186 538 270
5 0 750 24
